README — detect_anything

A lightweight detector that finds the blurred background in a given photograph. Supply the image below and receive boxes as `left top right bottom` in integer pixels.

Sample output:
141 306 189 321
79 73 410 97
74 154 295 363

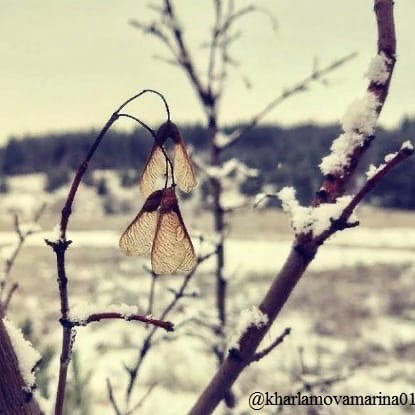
1 1 415 414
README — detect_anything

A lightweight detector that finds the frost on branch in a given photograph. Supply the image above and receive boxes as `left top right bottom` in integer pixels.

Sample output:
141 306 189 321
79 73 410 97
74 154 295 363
365 53 391 85
320 93 379 175
3 318 41 388
366 140 414 179
213 130 240 149
229 306 268 350
205 158 258 180
204 158 259 210
70 302 139 323
278 187 357 236
401 140 414 151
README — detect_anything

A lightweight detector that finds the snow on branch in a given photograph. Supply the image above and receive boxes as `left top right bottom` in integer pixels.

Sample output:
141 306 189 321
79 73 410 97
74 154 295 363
229 306 268 350
314 0 396 206
320 92 379 176
3 318 41 388
204 158 258 180
365 52 391 85
68 302 174 332
278 187 358 237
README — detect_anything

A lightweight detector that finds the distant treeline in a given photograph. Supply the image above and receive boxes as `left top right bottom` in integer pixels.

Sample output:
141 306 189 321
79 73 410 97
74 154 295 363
1 117 415 209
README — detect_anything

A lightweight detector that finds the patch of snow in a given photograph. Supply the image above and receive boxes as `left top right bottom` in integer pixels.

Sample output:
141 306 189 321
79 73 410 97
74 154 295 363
342 93 379 136
229 306 268 349
70 301 139 322
320 93 379 175
401 140 413 151
214 130 239 148
365 53 390 85
277 187 357 236
320 132 365 175
3 318 41 387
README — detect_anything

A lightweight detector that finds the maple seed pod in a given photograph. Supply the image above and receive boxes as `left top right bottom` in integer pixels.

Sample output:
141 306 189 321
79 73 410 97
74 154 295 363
119 190 163 256
139 127 168 197
151 187 197 275
169 123 198 193
119 186 197 275
138 121 197 197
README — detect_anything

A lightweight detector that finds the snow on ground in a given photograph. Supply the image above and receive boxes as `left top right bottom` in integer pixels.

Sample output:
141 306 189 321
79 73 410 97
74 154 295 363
2 172 415 414
1 227 414 273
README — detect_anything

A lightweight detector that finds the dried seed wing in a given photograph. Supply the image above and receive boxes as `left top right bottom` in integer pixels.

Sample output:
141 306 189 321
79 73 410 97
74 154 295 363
119 190 162 256
176 228 197 273
151 188 196 275
139 143 166 197
174 141 197 193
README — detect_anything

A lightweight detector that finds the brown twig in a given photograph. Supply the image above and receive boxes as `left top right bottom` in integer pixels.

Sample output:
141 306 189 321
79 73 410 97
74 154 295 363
250 327 291 363
126 382 157 415
107 378 122 415
65 312 174 332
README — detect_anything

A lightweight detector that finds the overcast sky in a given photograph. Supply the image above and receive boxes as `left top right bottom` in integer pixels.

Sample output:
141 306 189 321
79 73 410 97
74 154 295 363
1 0 414 143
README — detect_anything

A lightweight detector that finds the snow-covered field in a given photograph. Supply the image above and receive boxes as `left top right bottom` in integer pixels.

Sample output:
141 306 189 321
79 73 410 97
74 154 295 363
2 172 415 414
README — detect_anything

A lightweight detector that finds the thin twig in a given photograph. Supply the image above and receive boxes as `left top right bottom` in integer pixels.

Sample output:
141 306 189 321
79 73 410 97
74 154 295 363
125 249 218 402
67 312 174 332
107 378 122 415
126 382 157 415
220 52 357 150
0 203 46 316
250 327 291 363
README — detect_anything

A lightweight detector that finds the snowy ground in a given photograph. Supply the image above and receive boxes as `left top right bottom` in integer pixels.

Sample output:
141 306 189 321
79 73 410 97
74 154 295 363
2 172 415 414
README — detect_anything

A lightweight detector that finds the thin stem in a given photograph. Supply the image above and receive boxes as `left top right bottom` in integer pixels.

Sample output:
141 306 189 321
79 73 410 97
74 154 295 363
115 89 171 121
70 312 174 332
117 112 176 188
117 113 156 137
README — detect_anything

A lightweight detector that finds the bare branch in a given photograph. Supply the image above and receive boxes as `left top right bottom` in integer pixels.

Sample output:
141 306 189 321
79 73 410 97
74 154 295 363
250 327 291 363
66 312 174 332
106 378 122 415
127 382 157 415
0 202 46 317
220 52 357 150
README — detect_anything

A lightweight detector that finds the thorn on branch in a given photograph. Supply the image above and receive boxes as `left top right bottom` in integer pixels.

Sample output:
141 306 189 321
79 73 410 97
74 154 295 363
251 327 292 363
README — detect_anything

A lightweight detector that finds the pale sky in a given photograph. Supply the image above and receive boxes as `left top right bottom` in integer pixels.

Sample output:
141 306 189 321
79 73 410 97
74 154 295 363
1 0 414 143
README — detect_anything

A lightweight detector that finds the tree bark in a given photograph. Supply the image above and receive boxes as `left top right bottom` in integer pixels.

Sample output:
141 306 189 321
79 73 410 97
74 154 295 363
0 319 41 415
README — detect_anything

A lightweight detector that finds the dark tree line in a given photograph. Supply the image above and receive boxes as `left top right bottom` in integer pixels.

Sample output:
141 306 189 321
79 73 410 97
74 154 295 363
1 117 414 208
